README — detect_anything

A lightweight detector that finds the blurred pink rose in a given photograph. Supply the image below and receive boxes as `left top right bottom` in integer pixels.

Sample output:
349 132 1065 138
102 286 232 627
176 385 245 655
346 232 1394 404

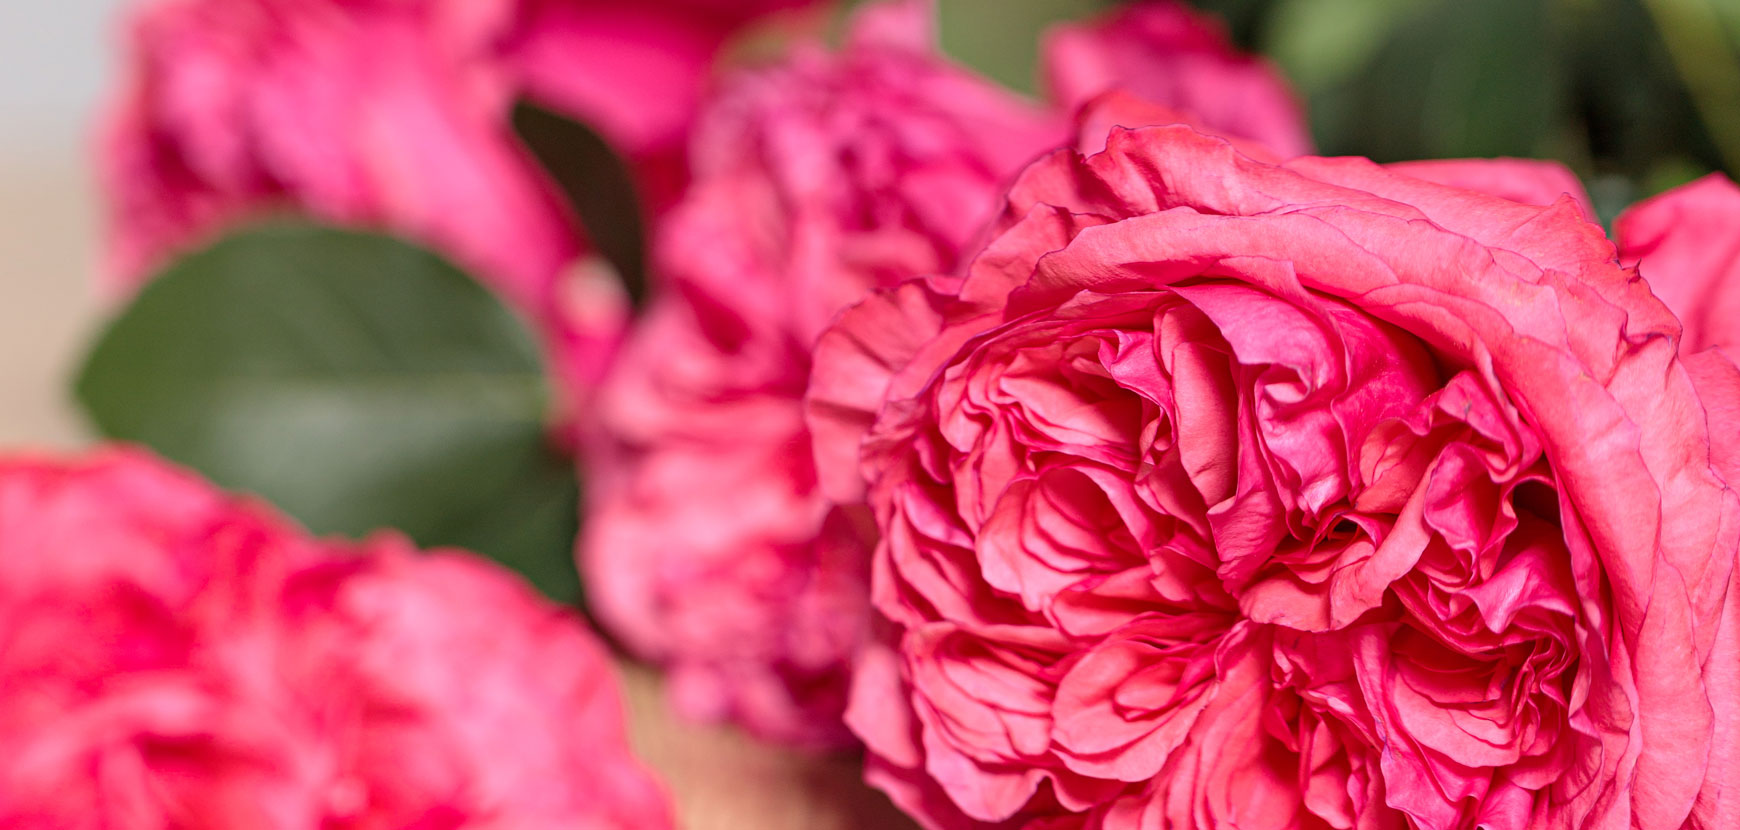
810 125 1740 828
582 1 1056 748
1617 174 1740 355
0 447 672 829
101 0 813 407
1043 0 1312 158
582 0 1311 747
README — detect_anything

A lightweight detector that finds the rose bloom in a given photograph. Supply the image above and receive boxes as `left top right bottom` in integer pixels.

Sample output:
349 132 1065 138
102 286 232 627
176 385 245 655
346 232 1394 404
809 122 1740 829
0 448 671 829
101 0 814 407
582 0 1309 748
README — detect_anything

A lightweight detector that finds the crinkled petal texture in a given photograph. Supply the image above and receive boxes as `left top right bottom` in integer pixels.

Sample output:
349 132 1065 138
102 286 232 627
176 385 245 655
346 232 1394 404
1042 0 1311 158
810 125 1740 829
1617 174 1740 355
100 0 810 410
0 447 672 830
580 6 1060 748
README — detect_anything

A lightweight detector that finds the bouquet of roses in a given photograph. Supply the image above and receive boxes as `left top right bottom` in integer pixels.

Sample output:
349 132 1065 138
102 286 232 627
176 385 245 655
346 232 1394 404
6 0 1739 827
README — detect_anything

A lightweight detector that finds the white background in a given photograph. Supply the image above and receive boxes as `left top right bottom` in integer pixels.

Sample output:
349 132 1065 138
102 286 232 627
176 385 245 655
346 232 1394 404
0 0 128 446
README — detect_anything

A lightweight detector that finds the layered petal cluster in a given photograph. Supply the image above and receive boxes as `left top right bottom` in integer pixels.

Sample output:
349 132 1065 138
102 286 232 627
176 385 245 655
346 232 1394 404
0 448 672 829
811 124 1740 829
582 0 1311 748
101 0 811 406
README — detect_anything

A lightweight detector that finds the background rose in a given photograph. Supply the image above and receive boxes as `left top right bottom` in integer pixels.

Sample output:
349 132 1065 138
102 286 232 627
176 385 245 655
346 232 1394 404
1616 173 1740 355
810 124 1740 828
101 0 814 408
0 447 672 829
581 0 1057 748
580 0 1310 748
1043 0 1311 158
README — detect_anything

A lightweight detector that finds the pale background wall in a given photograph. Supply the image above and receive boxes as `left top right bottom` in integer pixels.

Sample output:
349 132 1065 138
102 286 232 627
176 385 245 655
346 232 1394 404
1 1 128 152
0 0 127 447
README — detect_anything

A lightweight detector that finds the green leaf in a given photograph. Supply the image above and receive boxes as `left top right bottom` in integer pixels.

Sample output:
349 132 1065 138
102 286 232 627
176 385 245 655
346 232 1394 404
1181 0 1286 50
937 0 1114 97
74 222 583 604
1632 0 1740 173
512 101 649 307
1267 0 1563 161
1263 0 1420 92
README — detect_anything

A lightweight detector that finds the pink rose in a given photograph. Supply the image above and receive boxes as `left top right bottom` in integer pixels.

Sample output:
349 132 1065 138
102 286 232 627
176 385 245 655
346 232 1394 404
1043 0 1312 158
582 1 1057 748
1617 174 1740 354
0 447 672 829
101 0 811 405
810 124 1740 828
582 0 1311 746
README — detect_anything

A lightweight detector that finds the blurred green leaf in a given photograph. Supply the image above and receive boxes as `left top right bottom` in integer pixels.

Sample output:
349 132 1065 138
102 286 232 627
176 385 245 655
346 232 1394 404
937 0 1113 96
513 101 648 307
1558 0 1722 181
1180 0 1285 49
1268 0 1563 161
75 222 582 604
1636 0 1740 172
1263 0 1419 91
1586 173 1642 230
1643 156 1710 194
